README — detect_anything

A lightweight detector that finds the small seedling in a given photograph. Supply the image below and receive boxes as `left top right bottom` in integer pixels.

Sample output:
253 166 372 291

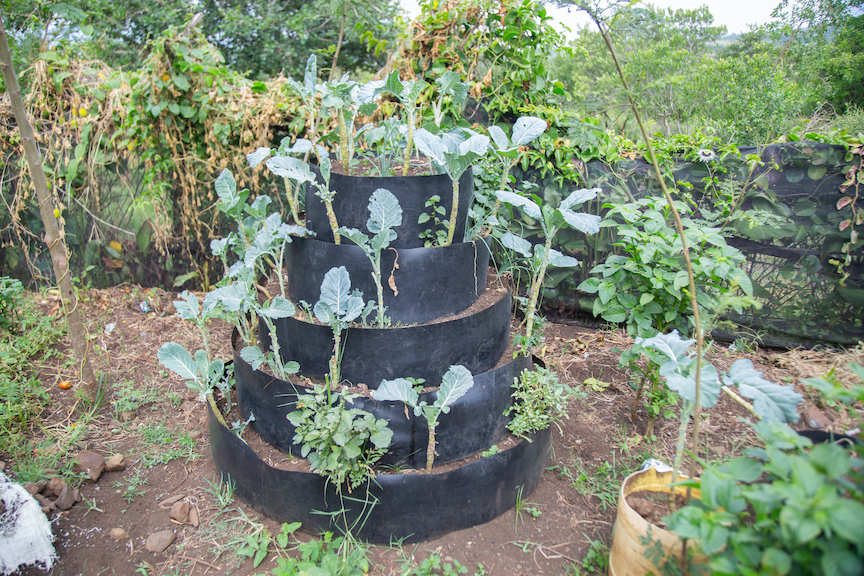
373 365 474 473
583 377 610 392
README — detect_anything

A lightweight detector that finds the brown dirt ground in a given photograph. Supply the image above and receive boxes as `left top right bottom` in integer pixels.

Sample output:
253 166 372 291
6 284 864 576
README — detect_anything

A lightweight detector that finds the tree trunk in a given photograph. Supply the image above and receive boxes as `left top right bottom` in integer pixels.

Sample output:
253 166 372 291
0 18 97 399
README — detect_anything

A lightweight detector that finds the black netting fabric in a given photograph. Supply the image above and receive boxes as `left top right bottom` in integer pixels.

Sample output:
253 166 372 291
510 142 863 348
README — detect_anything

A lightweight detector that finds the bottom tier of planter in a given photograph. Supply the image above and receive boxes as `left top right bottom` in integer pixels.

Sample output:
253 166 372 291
207 402 552 544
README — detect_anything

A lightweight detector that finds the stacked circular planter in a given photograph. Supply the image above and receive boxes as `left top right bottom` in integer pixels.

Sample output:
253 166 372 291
208 166 551 543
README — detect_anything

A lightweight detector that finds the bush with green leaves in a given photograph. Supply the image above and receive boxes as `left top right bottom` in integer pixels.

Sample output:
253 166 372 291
577 195 754 338
505 366 579 440
665 418 863 576
577 195 756 436
287 386 392 490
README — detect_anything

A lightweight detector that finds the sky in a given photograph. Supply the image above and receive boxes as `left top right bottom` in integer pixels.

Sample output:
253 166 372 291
400 0 781 37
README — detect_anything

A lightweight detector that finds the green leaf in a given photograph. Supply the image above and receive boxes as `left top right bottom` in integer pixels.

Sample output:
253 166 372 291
260 296 295 319
435 365 474 410
761 548 791 575
266 156 315 183
496 190 541 219
598 282 616 305
214 169 237 204
500 231 532 257
601 305 627 323
367 188 403 234
559 210 601 234
559 188 599 211
372 378 419 408
511 116 546 146
488 125 509 150
157 342 198 381
724 359 802 423
318 266 353 315
546 249 580 268
246 147 272 168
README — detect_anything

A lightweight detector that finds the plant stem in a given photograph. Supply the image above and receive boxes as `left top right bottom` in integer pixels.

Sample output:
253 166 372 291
324 198 341 244
445 179 460 246
490 160 516 219
403 108 416 177
592 12 704 479
426 423 437 474
525 236 552 348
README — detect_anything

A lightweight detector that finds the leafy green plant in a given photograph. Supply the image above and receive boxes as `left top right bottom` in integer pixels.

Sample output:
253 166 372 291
666 418 863 576
157 292 230 398
403 552 470 576
637 330 803 498
337 188 403 327
496 188 601 355
514 484 542 534
429 71 468 129
413 128 490 245
372 365 475 473
250 137 325 227
0 276 24 333
113 467 149 503
238 529 271 568
505 366 577 439
485 116 548 221
577 195 754 338
376 70 429 176
287 386 392 490
313 266 369 389
418 194 448 246
267 530 370 576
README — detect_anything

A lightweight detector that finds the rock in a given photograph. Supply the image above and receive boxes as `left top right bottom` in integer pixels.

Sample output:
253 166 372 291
189 430 203 441
46 477 67 497
23 482 39 496
806 406 833 429
54 485 76 511
34 494 55 511
72 488 81 503
170 501 189 523
160 494 184 507
0 461 5 471
42 469 58 477
34 479 48 494
188 507 199 528
145 530 176 553
120 411 136 422
73 451 106 483
110 527 129 541
180 400 198 413
105 454 126 472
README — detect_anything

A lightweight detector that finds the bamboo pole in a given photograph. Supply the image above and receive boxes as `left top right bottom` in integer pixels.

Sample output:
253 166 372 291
0 17 97 399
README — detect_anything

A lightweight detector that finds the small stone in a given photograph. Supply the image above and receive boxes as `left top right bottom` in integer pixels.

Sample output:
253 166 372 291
42 469 58 477
189 430 203 441
34 479 48 494
188 507 199 528
105 454 126 472
46 477 67 497
23 482 39 496
180 400 198 413
41 506 51 514
110 528 129 541
160 494 184 507
120 411 136 422
73 488 82 503
145 530 176 553
0 461 5 471
170 501 189 523
73 450 106 483
806 406 833 429
35 494 55 510
55 485 76 511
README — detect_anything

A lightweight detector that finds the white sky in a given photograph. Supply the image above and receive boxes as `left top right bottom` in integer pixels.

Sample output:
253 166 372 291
400 0 780 37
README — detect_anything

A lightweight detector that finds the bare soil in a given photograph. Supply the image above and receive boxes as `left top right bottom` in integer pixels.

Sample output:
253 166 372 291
6 284 863 576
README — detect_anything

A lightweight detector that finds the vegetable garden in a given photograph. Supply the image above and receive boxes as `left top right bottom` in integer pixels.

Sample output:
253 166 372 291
1 0 863 574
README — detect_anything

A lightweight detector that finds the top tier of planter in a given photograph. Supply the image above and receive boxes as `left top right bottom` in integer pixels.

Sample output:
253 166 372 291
306 164 474 249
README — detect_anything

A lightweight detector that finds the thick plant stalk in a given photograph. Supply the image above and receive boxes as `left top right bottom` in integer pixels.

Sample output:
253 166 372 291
426 424 436 473
0 19 97 399
402 108 416 177
445 180 460 246
490 160 516 219
524 237 552 346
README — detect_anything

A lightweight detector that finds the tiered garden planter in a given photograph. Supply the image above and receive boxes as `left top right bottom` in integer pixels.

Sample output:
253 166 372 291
208 164 551 543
